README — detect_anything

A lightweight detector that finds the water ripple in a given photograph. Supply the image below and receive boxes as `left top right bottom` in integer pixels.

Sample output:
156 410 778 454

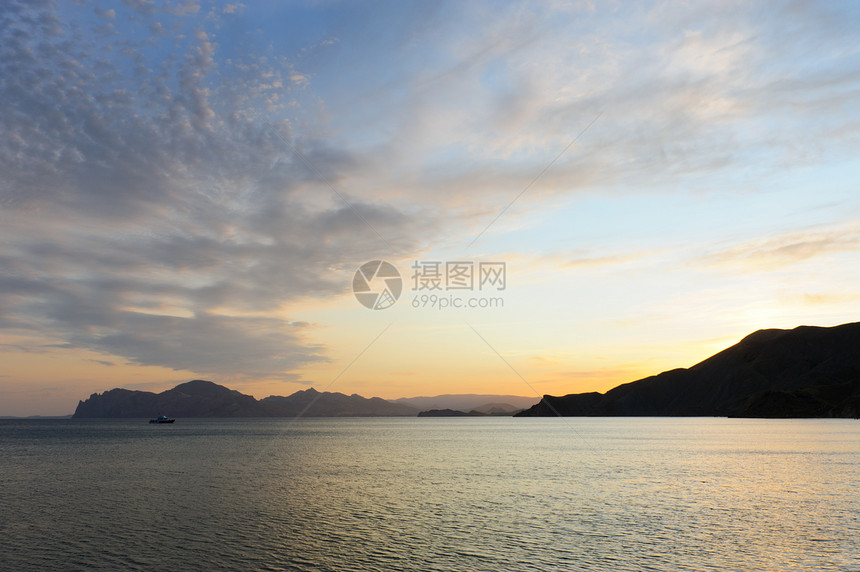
1 417 859 570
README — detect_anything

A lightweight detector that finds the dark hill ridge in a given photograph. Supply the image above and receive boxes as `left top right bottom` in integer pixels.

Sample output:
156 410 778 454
517 321 860 418
260 388 417 417
73 381 418 418
417 408 471 417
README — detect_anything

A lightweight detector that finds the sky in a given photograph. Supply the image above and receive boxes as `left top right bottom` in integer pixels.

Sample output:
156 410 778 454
1 0 859 415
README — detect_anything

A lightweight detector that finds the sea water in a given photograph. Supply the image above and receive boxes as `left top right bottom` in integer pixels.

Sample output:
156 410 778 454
1 417 858 571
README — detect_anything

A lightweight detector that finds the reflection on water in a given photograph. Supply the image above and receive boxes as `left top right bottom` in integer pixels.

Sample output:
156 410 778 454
1 417 858 570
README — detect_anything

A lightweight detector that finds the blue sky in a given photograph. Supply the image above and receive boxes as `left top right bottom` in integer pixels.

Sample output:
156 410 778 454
1 0 859 414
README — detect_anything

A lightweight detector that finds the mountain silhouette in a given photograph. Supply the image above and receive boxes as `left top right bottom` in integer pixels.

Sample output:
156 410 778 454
517 322 860 418
73 380 418 418
260 388 418 417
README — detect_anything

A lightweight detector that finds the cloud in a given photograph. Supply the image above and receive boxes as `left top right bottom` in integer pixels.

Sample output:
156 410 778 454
330 0 860 220
164 1 200 17
94 8 116 20
120 0 157 16
70 312 327 378
0 0 423 381
222 3 245 15
2 0 860 388
560 251 659 270
797 293 860 306
696 226 860 270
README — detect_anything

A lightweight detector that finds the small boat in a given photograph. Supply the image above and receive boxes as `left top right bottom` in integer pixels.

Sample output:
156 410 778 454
149 415 175 424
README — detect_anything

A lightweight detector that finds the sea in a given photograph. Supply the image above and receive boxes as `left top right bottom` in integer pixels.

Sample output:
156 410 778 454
1 417 858 571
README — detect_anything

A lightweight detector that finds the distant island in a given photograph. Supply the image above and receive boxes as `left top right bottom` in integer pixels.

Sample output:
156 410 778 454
391 395 536 412
416 405 523 417
518 321 860 418
72 381 534 418
418 408 472 417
